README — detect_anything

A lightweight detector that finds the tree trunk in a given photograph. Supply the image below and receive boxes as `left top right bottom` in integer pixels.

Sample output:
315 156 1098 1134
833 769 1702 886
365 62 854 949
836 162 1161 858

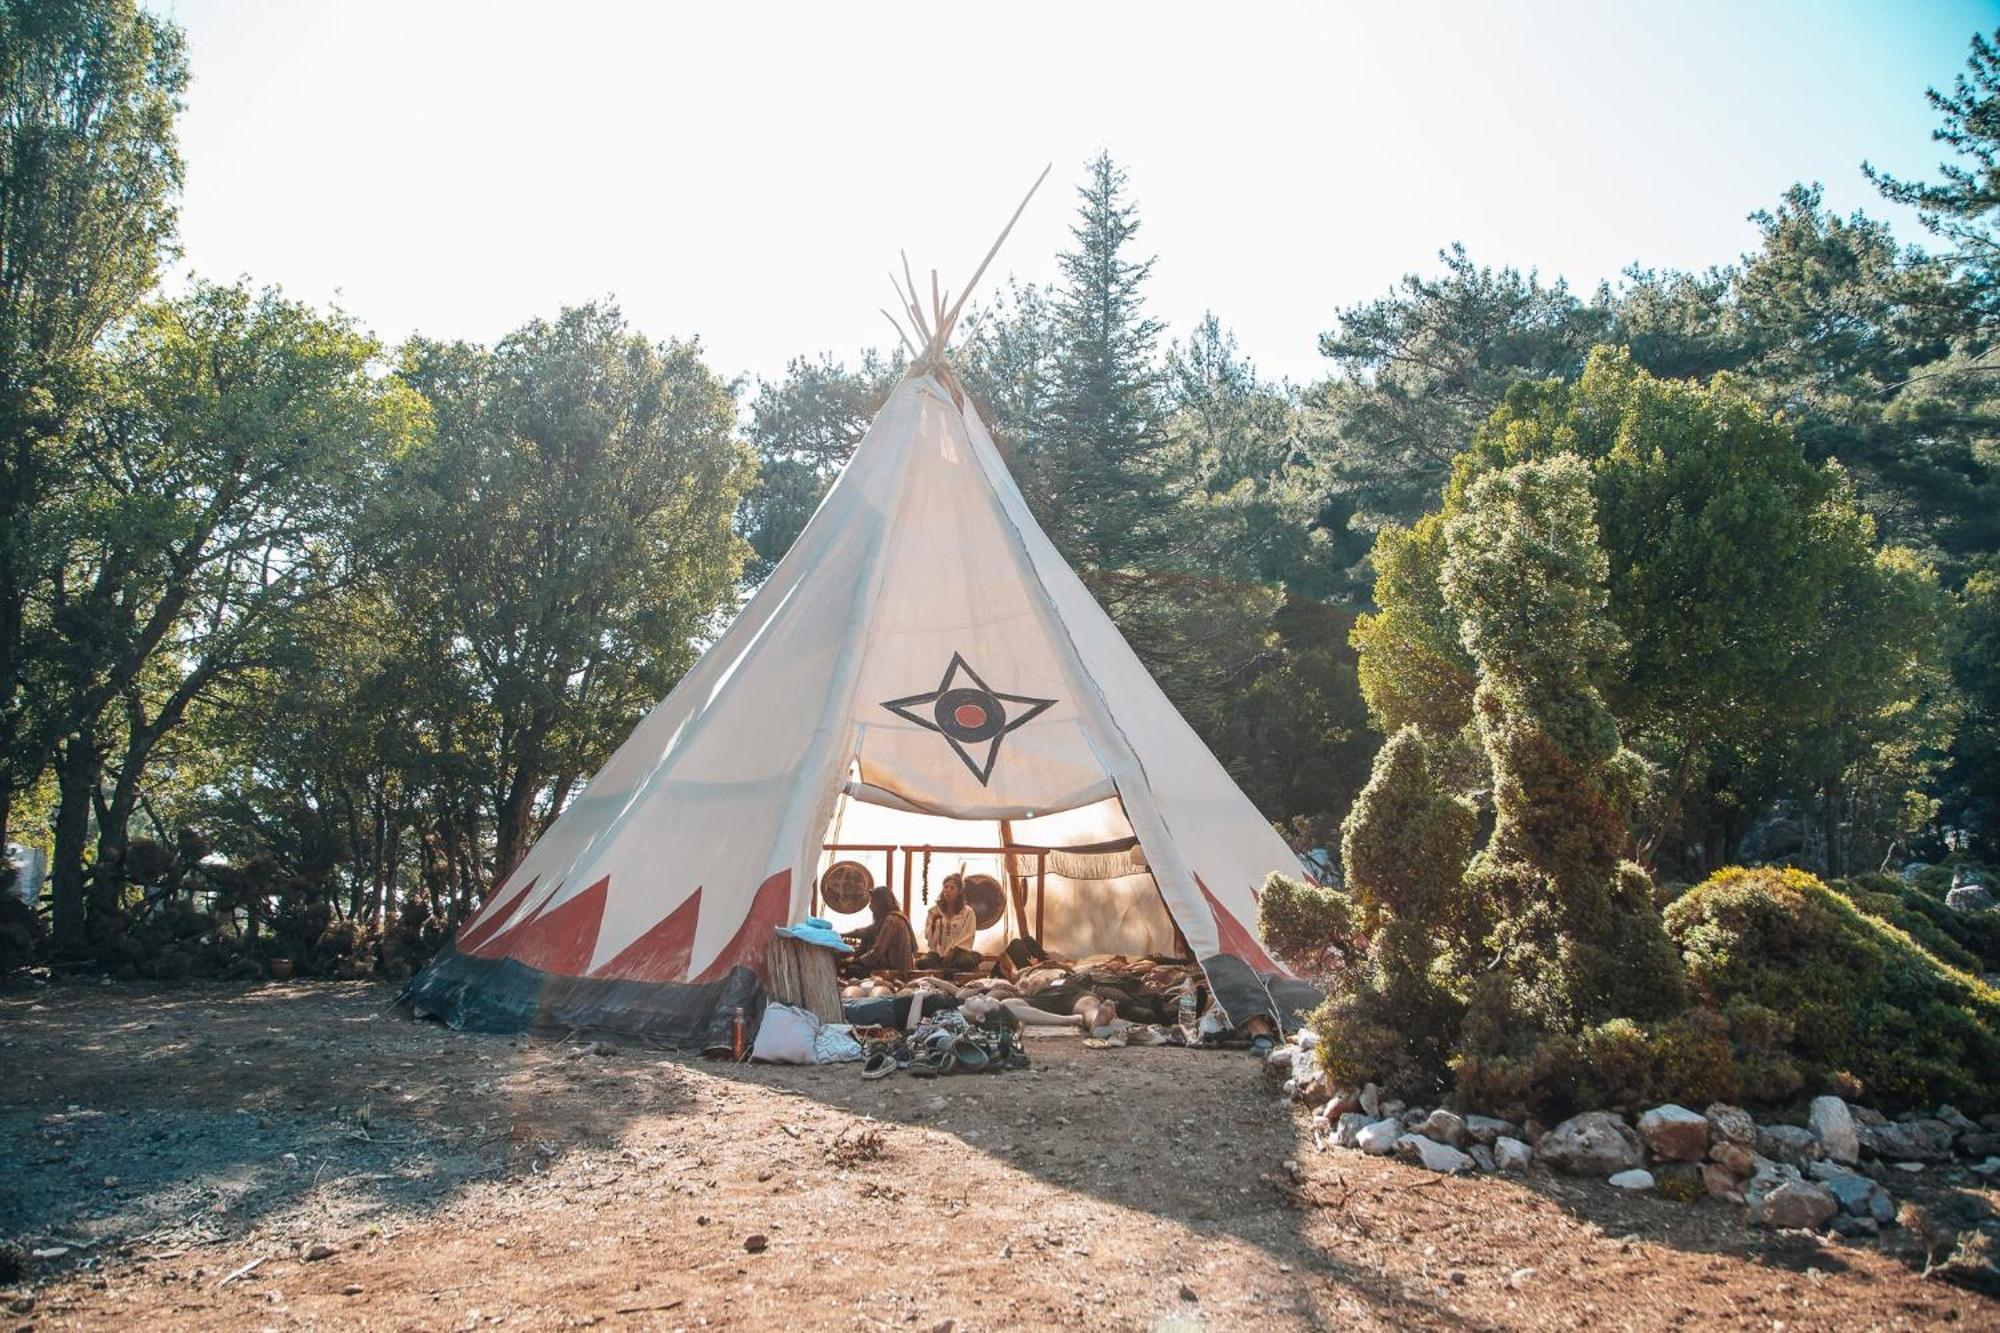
49 737 99 951
1822 775 1845 880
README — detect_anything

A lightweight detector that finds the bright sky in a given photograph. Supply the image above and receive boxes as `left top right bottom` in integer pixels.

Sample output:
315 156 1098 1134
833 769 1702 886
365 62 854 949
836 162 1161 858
152 0 1991 389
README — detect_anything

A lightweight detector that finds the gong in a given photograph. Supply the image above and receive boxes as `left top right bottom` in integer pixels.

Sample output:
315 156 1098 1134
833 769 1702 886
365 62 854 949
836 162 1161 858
961 872 1007 930
819 859 874 914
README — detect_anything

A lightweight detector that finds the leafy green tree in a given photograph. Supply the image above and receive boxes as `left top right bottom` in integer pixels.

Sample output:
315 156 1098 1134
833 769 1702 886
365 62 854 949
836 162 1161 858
1154 318 1377 823
1310 245 1608 531
1867 28 2000 336
0 0 185 847
953 277 1060 464
738 351 899 581
390 304 754 883
1441 453 1685 1032
1950 563 2000 841
1357 349 1954 874
36 282 418 948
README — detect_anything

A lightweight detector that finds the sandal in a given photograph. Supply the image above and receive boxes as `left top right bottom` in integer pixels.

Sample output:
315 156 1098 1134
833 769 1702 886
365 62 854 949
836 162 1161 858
862 1049 897 1079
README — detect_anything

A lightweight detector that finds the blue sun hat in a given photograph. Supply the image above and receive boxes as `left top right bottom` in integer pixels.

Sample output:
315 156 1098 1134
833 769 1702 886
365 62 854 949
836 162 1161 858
777 916 853 954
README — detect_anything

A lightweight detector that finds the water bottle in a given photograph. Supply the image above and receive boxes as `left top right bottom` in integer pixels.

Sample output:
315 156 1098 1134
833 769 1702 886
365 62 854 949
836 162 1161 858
1177 987 1199 1042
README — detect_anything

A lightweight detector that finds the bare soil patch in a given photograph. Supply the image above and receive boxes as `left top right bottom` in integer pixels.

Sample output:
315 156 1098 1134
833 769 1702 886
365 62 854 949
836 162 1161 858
0 980 1991 1329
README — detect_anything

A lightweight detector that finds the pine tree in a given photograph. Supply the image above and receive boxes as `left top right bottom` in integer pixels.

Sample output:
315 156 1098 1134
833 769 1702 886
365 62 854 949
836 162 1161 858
1036 153 1185 571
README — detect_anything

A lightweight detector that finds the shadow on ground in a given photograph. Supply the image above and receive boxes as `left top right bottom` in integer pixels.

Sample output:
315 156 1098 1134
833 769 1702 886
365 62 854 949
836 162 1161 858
2 979 1991 1329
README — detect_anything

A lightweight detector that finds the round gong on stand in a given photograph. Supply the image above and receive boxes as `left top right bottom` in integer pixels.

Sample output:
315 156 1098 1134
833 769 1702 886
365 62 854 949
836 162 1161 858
818 859 874 915
961 872 1006 930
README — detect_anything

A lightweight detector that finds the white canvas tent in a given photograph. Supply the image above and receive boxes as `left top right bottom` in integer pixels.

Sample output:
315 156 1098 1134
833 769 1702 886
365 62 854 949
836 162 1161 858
409 199 1309 1043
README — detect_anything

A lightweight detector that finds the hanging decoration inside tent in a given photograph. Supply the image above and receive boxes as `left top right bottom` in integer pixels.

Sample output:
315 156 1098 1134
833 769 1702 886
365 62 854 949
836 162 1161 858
881 652 1056 785
818 860 874 914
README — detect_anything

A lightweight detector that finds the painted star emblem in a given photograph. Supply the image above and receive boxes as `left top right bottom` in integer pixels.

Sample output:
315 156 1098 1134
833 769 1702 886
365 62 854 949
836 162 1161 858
881 652 1056 786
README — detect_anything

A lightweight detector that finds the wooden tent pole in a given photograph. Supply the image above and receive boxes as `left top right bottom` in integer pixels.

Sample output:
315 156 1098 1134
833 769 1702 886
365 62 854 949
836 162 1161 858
879 309 920 359
899 252 934 344
998 817 1020 942
938 163 1053 343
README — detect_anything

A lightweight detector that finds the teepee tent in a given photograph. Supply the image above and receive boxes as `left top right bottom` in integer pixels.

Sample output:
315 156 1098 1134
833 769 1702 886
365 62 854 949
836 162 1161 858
408 177 1311 1045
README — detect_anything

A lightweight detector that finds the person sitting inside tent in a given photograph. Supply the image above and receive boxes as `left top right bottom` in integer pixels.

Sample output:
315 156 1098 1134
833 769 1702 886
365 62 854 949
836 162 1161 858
843 885 917 977
919 874 981 971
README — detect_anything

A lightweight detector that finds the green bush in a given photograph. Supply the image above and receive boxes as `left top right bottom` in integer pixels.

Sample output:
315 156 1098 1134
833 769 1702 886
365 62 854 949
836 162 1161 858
1666 866 2000 1112
1453 1001 1739 1122
1257 872 1357 970
1308 727 1478 1099
1836 872 2000 974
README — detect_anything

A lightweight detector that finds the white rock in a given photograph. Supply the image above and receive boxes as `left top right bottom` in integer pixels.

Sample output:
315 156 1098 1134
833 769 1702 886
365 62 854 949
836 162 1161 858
1415 1108 1468 1148
1494 1136 1533 1173
1355 1118 1403 1155
1808 1095 1859 1164
1333 1111 1373 1149
1394 1133 1476 1174
1536 1111 1644 1177
1359 1083 1381 1117
1637 1104 1709 1162
1704 1103 1757 1146
1608 1168 1656 1191
1464 1114 1518 1146
1750 1179 1838 1231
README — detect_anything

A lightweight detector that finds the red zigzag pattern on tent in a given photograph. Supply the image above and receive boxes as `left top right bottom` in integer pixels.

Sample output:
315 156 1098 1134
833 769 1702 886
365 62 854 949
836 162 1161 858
694 871 791 984
480 877 610 976
458 870 793 985
590 888 704 983
455 878 537 956
1196 873 1285 976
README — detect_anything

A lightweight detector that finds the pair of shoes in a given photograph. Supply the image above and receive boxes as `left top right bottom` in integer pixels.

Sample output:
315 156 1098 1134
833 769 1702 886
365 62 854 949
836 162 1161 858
948 1036 990 1072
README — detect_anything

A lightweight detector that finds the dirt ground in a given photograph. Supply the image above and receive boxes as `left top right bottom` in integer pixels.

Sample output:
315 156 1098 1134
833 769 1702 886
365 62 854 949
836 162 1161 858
0 981 1993 1331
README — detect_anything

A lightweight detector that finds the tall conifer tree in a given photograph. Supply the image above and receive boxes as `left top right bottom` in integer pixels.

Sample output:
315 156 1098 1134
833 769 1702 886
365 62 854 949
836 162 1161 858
1034 153 1184 571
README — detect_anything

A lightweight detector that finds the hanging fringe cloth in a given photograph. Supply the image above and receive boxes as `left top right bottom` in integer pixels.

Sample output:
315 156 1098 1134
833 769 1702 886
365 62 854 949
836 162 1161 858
1043 836 1149 882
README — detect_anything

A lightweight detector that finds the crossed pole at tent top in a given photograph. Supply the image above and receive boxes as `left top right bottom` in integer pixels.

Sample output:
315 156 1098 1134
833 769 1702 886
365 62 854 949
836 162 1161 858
880 163 1052 368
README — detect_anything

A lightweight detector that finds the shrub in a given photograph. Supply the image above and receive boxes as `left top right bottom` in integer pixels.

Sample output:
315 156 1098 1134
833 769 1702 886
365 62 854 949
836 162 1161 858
1257 872 1357 971
1308 727 1478 1098
1453 1004 1738 1122
1836 872 2000 974
0 891 43 975
1650 1007 1740 1108
1666 866 2000 1112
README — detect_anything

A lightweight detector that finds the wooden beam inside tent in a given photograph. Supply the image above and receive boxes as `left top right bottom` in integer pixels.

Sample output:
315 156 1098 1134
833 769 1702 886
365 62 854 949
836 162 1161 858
998 817 1021 940
1037 850 1047 940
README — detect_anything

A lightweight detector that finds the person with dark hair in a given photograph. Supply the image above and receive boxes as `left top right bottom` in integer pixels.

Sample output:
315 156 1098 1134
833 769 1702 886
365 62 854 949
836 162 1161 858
920 874 980 970
844 885 916 976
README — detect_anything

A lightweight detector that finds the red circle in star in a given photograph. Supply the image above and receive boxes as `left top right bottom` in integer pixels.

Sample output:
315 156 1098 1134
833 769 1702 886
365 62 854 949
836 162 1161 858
953 703 989 729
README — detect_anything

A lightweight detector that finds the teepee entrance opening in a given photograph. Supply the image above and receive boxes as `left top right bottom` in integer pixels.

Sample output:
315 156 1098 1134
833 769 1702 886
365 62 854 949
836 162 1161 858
816 787 1186 965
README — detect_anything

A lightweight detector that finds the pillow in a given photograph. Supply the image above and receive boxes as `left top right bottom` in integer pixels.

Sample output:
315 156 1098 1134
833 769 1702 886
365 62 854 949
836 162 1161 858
750 1002 821 1064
